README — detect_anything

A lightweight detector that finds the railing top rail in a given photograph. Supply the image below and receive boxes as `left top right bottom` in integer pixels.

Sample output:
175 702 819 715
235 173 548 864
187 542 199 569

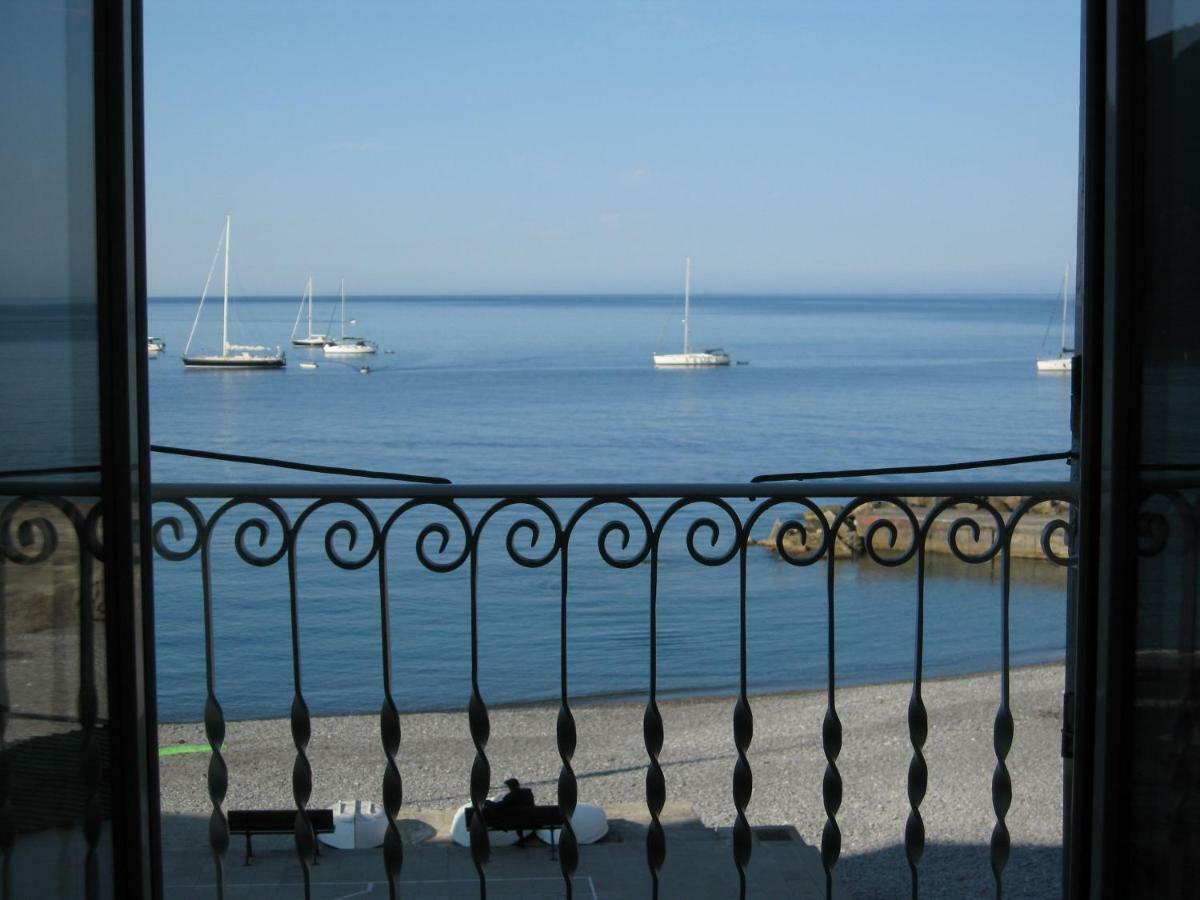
144 479 1077 500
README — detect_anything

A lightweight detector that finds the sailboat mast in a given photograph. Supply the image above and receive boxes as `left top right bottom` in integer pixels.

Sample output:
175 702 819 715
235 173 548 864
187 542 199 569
683 256 691 354
222 215 230 355
340 278 346 339
1060 263 1070 353
307 276 313 337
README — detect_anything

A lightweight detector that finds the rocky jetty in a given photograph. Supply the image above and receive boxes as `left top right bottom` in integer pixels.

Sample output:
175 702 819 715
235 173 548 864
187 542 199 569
752 496 1072 562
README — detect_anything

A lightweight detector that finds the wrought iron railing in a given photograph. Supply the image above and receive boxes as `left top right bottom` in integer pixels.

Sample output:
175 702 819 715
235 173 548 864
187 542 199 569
0 479 1085 899
142 479 1076 900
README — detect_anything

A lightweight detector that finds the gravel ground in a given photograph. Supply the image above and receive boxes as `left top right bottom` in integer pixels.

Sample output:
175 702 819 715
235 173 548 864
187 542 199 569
159 663 1065 899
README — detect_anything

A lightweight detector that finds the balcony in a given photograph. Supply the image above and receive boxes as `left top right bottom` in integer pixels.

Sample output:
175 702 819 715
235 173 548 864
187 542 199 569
0 475 1076 898
84 475 1075 897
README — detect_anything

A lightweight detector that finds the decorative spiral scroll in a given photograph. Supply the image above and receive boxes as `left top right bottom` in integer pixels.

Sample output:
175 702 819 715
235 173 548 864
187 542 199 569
743 497 831 566
1008 494 1077 567
151 498 206 561
293 498 382 571
0 496 84 565
380 499 472 574
920 497 1007 565
505 519 560 569
835 498 920 568
562 498 653 570
232 511 290 568
654 497 743 567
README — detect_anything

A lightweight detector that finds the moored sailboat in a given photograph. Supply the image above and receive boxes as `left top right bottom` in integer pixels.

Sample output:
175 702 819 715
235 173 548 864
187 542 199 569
324 279 377 356
1036 263 1073 373
653 257 730 367
291 276 332 346
182 216 285 369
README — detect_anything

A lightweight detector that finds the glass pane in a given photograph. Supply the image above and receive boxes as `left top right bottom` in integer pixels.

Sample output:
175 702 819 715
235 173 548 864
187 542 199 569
0 2 113 897
1130 2 1200 895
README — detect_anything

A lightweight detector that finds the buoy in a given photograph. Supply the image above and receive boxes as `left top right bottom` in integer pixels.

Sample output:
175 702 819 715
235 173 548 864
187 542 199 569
359 365 370 374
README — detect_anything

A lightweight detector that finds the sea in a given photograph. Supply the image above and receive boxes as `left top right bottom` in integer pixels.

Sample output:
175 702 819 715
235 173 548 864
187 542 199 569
148 293 1073 722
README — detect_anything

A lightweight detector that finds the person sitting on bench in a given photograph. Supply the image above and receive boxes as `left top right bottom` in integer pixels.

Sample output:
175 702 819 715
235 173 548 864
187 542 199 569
484 778 536 842
485 777 535 811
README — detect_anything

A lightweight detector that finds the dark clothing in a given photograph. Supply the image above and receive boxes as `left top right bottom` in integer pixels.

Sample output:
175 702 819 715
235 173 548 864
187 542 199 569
484 787 535 811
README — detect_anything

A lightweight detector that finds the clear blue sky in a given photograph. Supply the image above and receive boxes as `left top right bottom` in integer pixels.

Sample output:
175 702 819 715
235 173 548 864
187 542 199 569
143 1 1081 296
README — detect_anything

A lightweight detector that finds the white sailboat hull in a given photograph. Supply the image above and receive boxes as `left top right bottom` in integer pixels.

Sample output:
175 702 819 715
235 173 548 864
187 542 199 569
653 350 731 367
325 340 377 355
292 335 331 347
183 353 285 369
1036 356 1072 373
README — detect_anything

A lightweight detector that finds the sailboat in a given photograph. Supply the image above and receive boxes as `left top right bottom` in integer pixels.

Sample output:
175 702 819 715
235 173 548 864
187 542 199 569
653 257 730 367
291 276 332 346
182 217 286 369
1036 263 1073 373
324 279 377 356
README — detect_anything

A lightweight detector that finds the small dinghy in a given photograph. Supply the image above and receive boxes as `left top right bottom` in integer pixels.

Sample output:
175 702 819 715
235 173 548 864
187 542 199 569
299 362 318 370
318 800 391 850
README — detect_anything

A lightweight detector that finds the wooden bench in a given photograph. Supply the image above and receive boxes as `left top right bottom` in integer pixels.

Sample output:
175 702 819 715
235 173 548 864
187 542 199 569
465 805 565 859
228 809 335 864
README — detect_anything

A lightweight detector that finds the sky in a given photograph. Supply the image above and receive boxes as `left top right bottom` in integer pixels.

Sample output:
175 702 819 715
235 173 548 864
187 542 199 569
143 1 1083 296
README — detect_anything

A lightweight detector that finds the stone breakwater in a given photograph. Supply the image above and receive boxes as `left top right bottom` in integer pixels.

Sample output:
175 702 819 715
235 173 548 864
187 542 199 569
752 496 1073 561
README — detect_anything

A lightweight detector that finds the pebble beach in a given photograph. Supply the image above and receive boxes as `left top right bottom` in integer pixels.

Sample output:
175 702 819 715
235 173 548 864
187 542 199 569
159 662 1064 898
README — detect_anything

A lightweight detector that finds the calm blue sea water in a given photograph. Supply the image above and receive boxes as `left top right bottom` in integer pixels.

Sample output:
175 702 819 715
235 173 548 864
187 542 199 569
148 293 1072 721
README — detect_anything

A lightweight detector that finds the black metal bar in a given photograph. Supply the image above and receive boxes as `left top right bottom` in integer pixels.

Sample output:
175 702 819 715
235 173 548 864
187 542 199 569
905 538 929 899
990 539 1015 898
0 465 102 479
556 535 578 898
150 445 451 485
467 520 490 899
94 0 159 897
150 480 1075 501
821 530 843 899
377 521 403 898
752 451 1074 483
199 528 228 899
644 536 665 900
732 538 753 898
1084 1 1146 896
285 518 315 897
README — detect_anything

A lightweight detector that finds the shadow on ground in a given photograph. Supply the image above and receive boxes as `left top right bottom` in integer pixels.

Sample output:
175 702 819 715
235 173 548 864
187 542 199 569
839 840 1062 900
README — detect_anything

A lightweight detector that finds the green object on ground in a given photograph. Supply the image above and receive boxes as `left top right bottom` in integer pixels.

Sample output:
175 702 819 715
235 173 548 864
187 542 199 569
159 743 225 757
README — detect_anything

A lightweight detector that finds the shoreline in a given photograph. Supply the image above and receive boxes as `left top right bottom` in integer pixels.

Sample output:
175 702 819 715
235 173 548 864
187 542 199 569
156 657 1066 725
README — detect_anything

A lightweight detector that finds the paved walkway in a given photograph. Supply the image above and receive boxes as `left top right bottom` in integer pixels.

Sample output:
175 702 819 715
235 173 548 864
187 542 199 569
161 803 847 899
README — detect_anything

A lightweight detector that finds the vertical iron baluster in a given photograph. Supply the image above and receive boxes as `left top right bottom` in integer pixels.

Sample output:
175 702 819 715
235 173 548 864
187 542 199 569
821 543 843 900
906 537 929 900
77 507 100 900
467 534 491 899
644 539 666 899
378 533 404 898
990 534 1014 898
286 531 315 899
199 530 229 900
732 539 754 898
0 532 11 900
556 539 578 898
